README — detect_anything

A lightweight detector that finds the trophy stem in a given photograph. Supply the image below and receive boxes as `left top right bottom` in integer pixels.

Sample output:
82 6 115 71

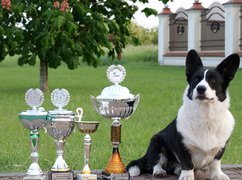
27 130 43 176
104 120 126 174
82 134 92 174
51 139 69 171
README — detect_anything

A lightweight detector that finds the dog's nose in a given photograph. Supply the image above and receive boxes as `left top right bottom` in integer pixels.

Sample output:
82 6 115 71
197 85 206 94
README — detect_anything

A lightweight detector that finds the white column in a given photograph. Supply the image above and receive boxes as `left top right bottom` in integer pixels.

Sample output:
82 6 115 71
186 2 204 52
224 1 241 56
158 7 172 65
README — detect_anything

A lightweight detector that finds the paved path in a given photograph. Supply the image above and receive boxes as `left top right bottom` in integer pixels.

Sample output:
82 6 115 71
0 164 241 179
130 164 242 180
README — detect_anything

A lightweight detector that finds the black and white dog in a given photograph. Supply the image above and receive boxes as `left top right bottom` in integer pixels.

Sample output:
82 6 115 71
127 50 240 180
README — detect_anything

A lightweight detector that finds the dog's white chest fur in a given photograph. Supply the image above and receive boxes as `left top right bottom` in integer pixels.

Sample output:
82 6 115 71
177 87 234 168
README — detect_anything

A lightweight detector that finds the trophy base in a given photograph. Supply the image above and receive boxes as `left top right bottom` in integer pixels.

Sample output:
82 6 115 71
102 171 129 180
104 147 126 174
76 174 97 180
48 170 74 180
23 175 47 180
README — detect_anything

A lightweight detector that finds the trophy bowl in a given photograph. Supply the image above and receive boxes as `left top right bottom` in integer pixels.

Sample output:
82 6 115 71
19 115 46 131
91 95 140 120
45 114 75 140
76 121 99 134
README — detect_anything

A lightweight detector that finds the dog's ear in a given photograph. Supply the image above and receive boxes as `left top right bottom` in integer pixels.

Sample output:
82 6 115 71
216 53 240 85
186 49 203 83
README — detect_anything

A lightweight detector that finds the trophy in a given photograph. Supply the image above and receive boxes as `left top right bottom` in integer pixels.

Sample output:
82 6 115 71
18 88 47 180
45 88 75 180
91 65 140 177
75 107 100 180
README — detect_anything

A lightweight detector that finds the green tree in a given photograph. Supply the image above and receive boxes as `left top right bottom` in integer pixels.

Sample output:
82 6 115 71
0 0 171 92
128 22 158 45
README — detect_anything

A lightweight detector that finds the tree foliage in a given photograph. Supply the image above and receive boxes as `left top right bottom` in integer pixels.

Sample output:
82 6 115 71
128 22 158 45
0 0 171 91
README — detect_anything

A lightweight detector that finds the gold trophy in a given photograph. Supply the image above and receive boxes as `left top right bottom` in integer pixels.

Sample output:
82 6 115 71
91 65 140 178
75 107 99 180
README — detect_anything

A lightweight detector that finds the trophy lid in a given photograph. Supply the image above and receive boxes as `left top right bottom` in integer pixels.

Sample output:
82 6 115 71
19 88 47 116
96 65 135 100
48 88 74 115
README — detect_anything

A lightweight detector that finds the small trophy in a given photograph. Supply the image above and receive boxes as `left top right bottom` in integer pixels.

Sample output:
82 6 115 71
45 88 75 180
91 65 140 178
75 107 99 180
18 88 47 180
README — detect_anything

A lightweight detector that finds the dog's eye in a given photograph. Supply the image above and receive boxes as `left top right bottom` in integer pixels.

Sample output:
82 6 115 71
193 77 199 83
210 78 216 84
194 75 201 81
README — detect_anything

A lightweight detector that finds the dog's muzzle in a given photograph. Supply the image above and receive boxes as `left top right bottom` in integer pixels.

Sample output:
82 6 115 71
196 86 214 101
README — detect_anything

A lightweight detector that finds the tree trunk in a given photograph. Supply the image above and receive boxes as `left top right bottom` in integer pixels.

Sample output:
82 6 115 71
40 59 48 92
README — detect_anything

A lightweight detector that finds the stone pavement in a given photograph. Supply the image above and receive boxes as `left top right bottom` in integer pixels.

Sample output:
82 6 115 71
0 164 241 180
130 164 242 180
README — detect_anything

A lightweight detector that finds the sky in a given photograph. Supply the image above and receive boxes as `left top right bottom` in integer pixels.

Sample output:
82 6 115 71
133 0 228 29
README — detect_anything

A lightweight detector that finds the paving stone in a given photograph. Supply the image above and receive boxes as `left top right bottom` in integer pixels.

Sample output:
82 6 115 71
0 165 241 180
130 164 242 180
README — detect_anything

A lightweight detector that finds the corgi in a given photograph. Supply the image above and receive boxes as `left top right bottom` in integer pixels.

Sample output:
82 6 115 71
127 50 240 180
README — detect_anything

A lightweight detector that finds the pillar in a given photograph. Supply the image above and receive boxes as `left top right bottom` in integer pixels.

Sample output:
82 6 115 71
224 0 242 56
186 0 204 52
158 6 173 65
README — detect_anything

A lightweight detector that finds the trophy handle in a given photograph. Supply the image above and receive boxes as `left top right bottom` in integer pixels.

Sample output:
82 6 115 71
76 107 84 121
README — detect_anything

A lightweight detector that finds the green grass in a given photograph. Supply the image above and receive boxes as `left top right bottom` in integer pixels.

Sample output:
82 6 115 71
0 45 241 173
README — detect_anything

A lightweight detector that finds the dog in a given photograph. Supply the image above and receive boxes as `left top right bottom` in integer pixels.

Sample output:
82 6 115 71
127 49 240 180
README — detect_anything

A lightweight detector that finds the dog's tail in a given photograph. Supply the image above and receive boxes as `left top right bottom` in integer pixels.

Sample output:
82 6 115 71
126 156 147 177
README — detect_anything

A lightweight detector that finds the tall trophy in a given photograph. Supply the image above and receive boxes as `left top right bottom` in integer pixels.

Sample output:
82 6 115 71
18 88 47 180
75 107 100 180
91 65 140 178
45 88 75 180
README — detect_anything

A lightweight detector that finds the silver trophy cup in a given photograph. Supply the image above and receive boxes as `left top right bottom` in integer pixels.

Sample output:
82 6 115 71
18 88 47 179
91 65 140 175
45 88 75 173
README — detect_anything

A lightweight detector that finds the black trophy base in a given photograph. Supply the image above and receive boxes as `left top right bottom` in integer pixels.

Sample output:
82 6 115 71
101 171 129 180
48 170 74 180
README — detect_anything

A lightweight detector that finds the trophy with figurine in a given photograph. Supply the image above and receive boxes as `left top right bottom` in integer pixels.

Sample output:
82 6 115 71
91 65 140 178
19 88 47 180
45 88 75 180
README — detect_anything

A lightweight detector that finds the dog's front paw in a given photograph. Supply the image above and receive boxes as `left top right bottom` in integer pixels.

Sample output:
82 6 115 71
128 165 141 177
153 164 166 177
211 173 229 180
178 170 194 180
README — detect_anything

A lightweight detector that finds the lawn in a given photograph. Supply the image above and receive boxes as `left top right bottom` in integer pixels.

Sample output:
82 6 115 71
0 45 241 173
